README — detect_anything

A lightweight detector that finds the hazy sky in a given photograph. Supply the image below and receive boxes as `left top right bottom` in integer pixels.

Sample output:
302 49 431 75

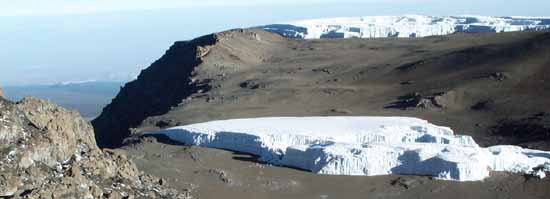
1 0 549 86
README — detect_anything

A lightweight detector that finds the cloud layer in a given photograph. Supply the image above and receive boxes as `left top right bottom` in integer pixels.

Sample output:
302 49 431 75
0 0 370 16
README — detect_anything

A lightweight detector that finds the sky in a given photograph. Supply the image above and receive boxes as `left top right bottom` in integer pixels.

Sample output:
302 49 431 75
1 0 549 86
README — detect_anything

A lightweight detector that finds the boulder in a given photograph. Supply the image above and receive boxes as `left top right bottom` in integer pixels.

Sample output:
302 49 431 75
386 91 457 110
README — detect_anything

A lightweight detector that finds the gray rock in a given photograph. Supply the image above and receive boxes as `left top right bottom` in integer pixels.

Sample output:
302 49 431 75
240 79 266 89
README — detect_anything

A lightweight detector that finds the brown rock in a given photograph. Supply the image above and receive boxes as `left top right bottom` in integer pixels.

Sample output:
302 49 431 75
16 97 97 165
432 91 457 108
0 97 190 198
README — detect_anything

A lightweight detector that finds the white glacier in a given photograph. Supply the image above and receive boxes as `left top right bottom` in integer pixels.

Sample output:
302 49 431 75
151 117 550 181
259 15 550 39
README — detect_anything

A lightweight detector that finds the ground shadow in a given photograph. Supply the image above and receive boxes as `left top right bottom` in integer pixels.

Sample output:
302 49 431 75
135 134 313 172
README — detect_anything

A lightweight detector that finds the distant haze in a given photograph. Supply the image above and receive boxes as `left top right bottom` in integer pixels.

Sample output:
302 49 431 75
1 0 549 86
3 81 124 120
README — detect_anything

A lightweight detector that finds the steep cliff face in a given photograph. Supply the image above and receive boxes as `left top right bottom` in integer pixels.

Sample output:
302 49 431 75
92 33 218 148
0 96 188 198
92 29 278 148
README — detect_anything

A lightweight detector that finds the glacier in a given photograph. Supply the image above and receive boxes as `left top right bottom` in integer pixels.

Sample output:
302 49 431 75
258 15 550 39
151 117 550 181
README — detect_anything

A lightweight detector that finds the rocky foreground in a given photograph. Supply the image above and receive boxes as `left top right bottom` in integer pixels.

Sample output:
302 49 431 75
0 95 189 198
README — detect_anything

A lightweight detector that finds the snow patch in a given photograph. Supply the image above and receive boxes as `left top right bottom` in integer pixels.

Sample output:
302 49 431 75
151 117 550 181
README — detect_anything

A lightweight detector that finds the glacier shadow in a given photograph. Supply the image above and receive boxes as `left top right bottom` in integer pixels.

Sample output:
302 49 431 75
139 133 313 172
230 151 312 172
391 150 460 180
524 152 550 159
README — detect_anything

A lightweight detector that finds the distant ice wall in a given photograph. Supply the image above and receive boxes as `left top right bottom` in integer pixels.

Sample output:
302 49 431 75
258 15 550 39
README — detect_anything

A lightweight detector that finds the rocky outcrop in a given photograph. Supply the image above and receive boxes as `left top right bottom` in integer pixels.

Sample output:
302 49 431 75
0 97 189 198
0 87 4 98
386 91 457 110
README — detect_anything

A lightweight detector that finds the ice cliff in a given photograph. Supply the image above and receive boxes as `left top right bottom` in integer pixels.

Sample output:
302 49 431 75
153 117 550 181
259 15 550 39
